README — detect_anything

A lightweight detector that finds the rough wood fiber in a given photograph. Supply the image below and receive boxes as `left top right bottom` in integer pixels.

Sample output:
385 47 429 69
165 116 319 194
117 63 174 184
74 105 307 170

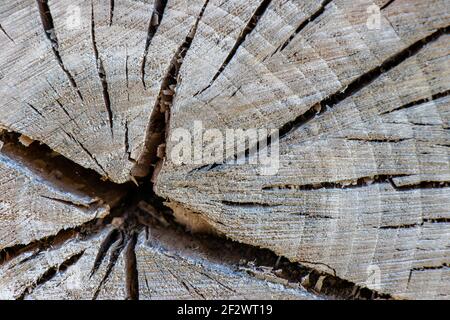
16 231 318 300
156 2 450 299
0 0 207 183
136 234 317 300
0 137 122 251
0 230 109 300
0 0 449 300
165 0 449 145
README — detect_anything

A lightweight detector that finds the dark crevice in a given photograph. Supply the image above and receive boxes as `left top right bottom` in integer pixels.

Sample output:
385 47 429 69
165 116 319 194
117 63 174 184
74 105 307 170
36 0 84 101
92 232 128 300
55 99 74 122
125 232 139 300
277 0 332 54
408 263 449 285
378 218 450 230
381 0 396 10
423 218 450 224
263 176 449 192
141 0 169 89
0 23 15 43
345 137 412 143
63 130 109 178
12 250 43 269
109 0 115 26
407 122 435 127
262 174 409 191
292 212 334 220
90 229 120 278
39 195 98 210
124 120 134 162
379 89 450 115
90 2 114 135
26 102 44 117
378 223 420 230
392 181 450 190
195 0 272 97
125 52 130 101
133 0 210 179
17 251 85 300
221 200 279 207
410 263 449 272
167 269 206 299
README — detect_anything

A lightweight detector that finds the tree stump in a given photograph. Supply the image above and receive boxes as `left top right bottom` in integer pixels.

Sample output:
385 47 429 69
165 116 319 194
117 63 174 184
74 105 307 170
0 0 449 300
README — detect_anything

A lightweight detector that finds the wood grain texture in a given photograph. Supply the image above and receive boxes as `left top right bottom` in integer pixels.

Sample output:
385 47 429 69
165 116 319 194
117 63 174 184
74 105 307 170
165 0 449 146
0 0 449 300
156 3 450 299
136 234 318 300
0 136 123 251
11 231 317 300
0 0 208 183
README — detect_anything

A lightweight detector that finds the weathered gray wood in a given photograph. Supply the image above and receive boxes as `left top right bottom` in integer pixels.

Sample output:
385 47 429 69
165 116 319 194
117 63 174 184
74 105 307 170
10 231 317 300
0 135 123 251
135 234 317 300
0 0 208 183
0 0 449 300
165 0 449 148
156 28 450 299
0 230 110 300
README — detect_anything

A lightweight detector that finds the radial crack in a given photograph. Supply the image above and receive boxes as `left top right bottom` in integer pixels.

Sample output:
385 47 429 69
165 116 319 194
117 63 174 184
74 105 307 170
381 0 396 10
64 130 109 177
379 89 450 115
124 120 134 162
17 251 85 300
36 0 84 101
92 232 128 300
90 229 120 278
133 0 210 178
109 0 115 26
40 195 98 210
378 218 450 230
262 175 449 191
277 0 332 53
125 232 139 300
141 0 169 89
195 0 272 96
408 263 449 286
25 102 44 117
90 2 114 135
0 23 15 43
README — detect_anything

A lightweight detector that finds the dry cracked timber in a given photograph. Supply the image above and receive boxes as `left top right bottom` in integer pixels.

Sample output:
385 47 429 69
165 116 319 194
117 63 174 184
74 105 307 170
1 0 449 300
0 120 392 300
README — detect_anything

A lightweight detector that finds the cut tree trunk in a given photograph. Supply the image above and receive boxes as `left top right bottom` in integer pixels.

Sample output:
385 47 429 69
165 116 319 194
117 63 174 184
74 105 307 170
0 0 449 300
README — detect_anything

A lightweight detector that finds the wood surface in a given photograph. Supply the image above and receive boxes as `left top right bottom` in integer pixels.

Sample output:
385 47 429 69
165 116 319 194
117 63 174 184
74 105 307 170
0 0 449 300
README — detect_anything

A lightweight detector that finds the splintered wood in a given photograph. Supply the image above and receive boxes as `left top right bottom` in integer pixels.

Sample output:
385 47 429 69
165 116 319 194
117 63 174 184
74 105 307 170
1 0 449 300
